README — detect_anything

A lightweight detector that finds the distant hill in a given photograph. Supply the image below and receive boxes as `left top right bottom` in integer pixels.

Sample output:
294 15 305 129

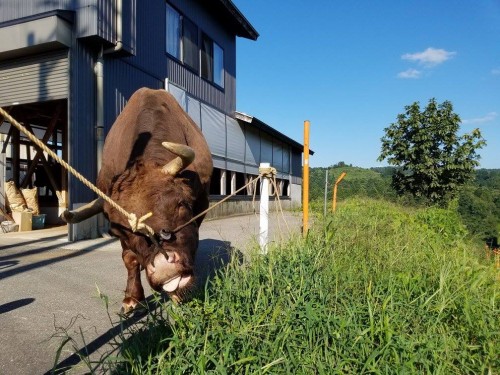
309 164 500 246
309 165 394 202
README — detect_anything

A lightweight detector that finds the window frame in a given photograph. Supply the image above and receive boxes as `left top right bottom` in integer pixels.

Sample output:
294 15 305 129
201 32 225 90
166 3 199 73
165 3 225 90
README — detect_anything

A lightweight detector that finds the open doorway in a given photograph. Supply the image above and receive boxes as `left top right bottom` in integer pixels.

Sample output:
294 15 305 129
0 99 68 226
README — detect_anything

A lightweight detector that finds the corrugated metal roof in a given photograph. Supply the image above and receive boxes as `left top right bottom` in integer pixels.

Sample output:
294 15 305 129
234 111 314 155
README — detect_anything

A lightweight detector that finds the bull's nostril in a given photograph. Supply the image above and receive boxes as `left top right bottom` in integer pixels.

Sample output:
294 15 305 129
166 251 177 263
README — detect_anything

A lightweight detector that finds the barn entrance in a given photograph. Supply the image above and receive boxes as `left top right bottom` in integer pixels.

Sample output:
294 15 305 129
0 99 68 226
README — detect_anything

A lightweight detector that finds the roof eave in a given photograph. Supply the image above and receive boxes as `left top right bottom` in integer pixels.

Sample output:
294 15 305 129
216 0 259 40
235 111 314 155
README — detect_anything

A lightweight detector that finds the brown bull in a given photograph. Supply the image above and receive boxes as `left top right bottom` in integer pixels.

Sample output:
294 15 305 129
62 88 213 312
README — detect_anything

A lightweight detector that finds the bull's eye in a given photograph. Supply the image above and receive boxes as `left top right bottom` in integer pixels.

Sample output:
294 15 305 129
160 229 174 241
178 201 192 211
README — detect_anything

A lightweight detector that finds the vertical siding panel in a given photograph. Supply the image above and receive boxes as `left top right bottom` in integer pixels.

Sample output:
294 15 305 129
68 42 96 203
104 59 164 133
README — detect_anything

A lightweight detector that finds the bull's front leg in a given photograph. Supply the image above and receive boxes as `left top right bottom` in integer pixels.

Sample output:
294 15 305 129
121 248 145 314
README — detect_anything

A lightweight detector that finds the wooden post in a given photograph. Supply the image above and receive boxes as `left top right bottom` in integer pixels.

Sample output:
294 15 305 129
259 163 270 254
332 172 346 213
303 120 310 236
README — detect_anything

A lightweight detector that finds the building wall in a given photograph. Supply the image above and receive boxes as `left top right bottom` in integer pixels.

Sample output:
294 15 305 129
0 0 125 45
68 41 97 204
0 0 304 232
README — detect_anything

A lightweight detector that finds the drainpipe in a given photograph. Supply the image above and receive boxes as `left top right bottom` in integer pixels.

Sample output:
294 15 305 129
94 0 123 234
95 46 104 173
96 0 123 171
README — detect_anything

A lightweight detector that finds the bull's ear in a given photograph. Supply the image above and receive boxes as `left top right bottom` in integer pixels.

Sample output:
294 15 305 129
161 142 195 175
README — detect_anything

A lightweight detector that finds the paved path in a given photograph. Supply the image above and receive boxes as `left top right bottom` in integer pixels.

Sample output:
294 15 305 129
0 212 301 375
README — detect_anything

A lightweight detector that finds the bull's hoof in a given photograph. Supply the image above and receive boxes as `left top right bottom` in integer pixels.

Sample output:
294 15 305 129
169 294 181 304
120 297 145 315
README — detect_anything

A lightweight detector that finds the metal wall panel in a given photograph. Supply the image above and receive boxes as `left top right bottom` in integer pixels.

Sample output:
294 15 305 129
105 59 164 132
0 1 134 47
68 41 96 204
98 0 116 43
226 116 245 163
201 103 225 158
291 151 302 178
168 82 187 111
261 134 273 165
186 95 201 127
245 126 260 166
273 141 283 172
283 145 290 173
168 59 227 113
226 160 244 173
0 49 68 107
212 155 226 170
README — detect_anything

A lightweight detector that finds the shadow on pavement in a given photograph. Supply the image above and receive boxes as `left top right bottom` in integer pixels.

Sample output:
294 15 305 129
0 239 116 280
47 238 238 374
0 298 35 314
0 233 67 251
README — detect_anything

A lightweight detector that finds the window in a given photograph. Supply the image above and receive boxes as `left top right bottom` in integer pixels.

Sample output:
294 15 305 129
201 34 213 81
166 4 198 71
182 17 198 70
213 42 224 88
201 33 224 89
166 5 180 59
166 4 224 89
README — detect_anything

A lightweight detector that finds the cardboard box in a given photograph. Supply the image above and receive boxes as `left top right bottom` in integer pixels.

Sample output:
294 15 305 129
11 211 33 231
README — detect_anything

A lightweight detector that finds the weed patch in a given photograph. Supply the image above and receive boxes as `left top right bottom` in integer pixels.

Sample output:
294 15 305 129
62 198 499 374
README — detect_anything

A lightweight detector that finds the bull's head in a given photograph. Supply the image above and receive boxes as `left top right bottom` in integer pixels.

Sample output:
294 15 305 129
143 141 198 301
62 142 201 302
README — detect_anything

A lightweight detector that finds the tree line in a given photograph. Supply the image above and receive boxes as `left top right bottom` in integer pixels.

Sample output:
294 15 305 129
310 99 499 247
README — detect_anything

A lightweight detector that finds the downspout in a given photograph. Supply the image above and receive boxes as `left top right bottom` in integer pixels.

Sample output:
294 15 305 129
96 0 123 170
94 0 123 234
95 46 104 173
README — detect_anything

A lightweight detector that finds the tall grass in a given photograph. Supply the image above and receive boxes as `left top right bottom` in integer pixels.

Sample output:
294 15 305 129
95 198 499 374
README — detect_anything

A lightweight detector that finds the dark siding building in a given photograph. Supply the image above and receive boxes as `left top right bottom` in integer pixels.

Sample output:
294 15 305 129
0 0 307 239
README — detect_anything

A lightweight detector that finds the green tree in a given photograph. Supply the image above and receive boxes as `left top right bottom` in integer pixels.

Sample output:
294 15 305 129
378 99 486 204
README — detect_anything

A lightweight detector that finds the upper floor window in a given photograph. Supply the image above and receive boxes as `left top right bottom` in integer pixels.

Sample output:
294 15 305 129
166 4 198 71
201 33 224 88
166 3 224 89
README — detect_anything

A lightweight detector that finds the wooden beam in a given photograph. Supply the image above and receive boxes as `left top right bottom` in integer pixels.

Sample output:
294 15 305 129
20 103 62 188
1 107 13 154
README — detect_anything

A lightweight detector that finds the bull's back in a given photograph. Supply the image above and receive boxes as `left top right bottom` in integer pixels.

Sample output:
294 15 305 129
97 88 212 193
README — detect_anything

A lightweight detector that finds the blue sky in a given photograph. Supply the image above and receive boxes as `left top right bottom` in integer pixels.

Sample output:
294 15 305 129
233 1 500 169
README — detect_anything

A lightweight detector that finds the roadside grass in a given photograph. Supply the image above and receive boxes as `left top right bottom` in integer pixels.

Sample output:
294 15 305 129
79 198 500 373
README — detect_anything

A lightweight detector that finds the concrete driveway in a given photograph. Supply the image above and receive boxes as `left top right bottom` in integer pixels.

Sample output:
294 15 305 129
0 212 301 375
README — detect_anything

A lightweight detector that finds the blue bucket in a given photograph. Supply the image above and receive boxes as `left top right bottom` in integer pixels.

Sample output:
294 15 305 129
32 214 46 230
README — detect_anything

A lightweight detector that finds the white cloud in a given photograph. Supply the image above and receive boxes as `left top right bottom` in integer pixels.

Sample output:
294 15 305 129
462 112 498 124
402 47 456 66
397 68 422 79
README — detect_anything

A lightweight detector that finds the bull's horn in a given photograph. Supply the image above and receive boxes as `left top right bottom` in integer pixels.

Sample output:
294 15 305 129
60 197 104 223
161 142 195 175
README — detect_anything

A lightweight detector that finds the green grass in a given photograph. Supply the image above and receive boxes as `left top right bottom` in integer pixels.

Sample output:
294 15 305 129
73 198 500 374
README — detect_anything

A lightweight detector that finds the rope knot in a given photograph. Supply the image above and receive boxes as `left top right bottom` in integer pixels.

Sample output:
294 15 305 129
259 166 277 178
128 212 155 236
